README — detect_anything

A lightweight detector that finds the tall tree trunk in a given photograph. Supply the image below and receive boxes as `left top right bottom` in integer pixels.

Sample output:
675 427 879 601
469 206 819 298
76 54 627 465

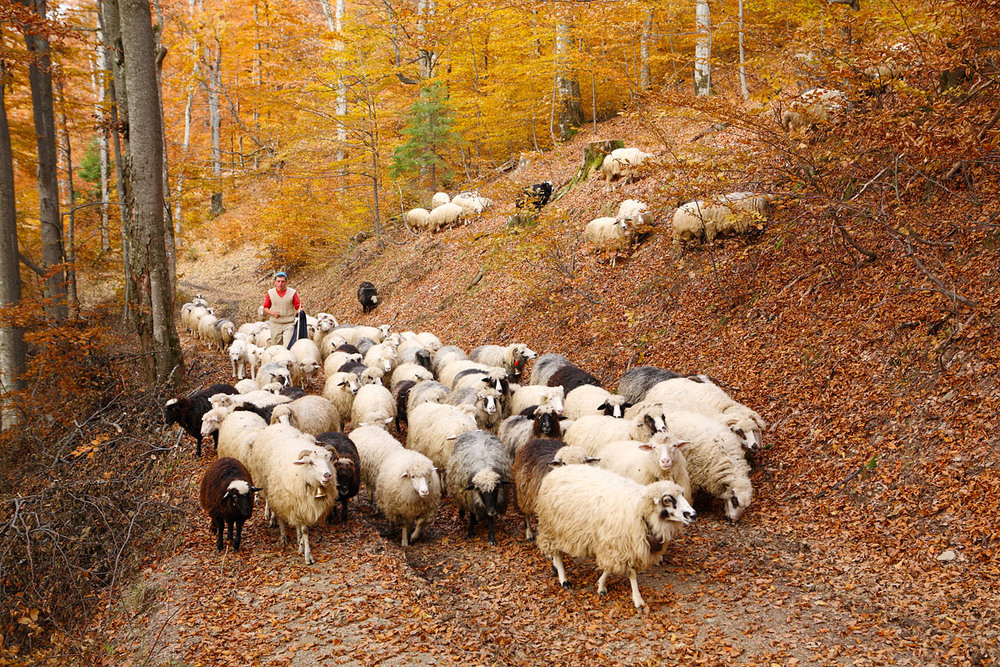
19 0 67 321
92 39 111 252
119 0 183 385
335 0 347 165
553 18 584 142
640 10 653 91
695 0 712 96
0 60 26 430
174 81 195 247
416 0 435 80
150 0 175 290
738 0 748 99
207 39 223 216
55 78 78 310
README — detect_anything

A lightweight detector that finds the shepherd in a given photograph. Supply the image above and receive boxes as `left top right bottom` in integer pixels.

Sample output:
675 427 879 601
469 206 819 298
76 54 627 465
262 272 303 347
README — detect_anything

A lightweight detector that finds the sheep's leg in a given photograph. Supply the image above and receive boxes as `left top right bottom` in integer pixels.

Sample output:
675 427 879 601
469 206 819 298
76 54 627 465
301 527 314 565
276 517 288 546
524 518 534 541
466 513 476 539
487 516 497 546
226 520 234 546
597 571 609 596
552 554 570 589
401 524 410 548
628 568 646 609
234 519 244 551
296 526 304 554
341 498 349 524
410 519 424 542
215 520 224 553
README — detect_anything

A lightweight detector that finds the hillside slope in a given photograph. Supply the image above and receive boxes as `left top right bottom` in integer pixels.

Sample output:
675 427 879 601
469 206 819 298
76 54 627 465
133 114 1000 665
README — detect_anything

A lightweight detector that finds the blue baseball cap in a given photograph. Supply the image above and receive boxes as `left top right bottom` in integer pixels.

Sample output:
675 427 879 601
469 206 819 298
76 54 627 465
274 271 287 278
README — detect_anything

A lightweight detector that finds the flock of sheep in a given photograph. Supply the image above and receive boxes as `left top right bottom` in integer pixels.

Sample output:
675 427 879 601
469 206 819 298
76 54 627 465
167 296 766 609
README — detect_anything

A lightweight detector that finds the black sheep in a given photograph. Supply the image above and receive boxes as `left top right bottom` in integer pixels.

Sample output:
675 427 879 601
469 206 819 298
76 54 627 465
392 379 417 431
357 281 379 314
234 402 276 425
316 432 360 523
547 365 602 395
617 366 682 404
164 383 238 456
199 457 258 552
515 180 554 211
279 385 308 400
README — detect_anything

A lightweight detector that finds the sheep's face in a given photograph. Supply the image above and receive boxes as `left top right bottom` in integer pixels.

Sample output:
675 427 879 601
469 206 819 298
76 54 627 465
658 491 696 526
403 472 431 498
640 410 668 436
545 388 565 414
478 391 499 415
201 411 224 436
726 485 752 522
639 438 680 471
222 481 255 520
534 409 561 438
294 448 335 492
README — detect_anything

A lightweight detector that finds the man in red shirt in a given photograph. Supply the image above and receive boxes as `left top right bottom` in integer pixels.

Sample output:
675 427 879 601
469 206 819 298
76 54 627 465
262 272 301 346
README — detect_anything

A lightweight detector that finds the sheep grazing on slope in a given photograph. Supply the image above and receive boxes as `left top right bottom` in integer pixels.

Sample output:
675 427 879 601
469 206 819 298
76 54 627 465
315 431 360 523
430 191 450 208
269 395 341 436
616 199 654 227
515 181 553 211
781 87 847 131
404 207 430 230
563 385 631 419
469 343 537 381
426 202 464 232
514 439 596 540
357 281 379 314
498 404 564 458
642 377 766 452
535 466 695 608
164 383 239 457
451 193 493 217
671 193 772 250
599 147 654 184
200 458 259 553
374 447 442 547
584 217 632 267
617 366 682 404
446 431 513 545
509 385 565 417
529 352 572 386
351 383 397 429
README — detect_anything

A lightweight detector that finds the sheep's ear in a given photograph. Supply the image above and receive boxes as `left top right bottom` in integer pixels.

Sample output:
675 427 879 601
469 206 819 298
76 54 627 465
624 402 634 409
500 479 512 486
165 398 177 406
637 443 654 451
465 484 476 491
250 487 263 493
597 402 609 411
222 489 234 500
584 456 601 464
675 440 690 448
400 472 410 479
293 450 313 464
548 460 563 467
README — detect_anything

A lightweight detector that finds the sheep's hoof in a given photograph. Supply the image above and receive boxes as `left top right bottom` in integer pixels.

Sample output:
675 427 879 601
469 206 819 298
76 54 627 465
561 581 572 590
598 590 607 596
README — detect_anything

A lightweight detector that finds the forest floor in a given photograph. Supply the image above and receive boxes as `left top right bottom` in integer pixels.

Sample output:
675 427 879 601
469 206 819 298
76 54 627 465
91 114 999 666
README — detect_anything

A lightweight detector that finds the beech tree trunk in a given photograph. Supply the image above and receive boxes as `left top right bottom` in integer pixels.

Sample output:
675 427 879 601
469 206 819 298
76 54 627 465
20 0 67 321
416 0 436 80
738 0 748 99
56 78 78 309
335 0 347 165
0 61 26 429
150 0 175 290
640 10 653 90
554 18 584 142
119 0 183 384
695 0 712 97
207 40 223 216
91 37 111 252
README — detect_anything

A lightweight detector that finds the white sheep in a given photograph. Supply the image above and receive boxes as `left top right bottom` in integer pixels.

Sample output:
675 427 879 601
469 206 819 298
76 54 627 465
389 362 434 389
404 207 431 230
426 202 464 232
374 447 442 547
562 407 670 452
563 385 630 419
468 343 537 380
599 147 653 183
270 395 341 436
364 342 398 375
616 199 653 227
509 385 565 417
212 318 236 351
322 371 360 425
351 383 396 429
436 359 491 389
431 345 468 375
228 339 249 380
348 424 405 496
642 378 765 452
447 386 503 432
535 465 695 608
414 332 443 352
445 431 512 545
256 425 338 564
671 193 771 249
430 191 450 207
584 217 632 267
514 439 596 539
407 380 450 416
288 339 322 389
406 402 479 473
210 389 290 411
451 193 493 218
319 332 348 359
215 410 268 464
590 432 691 499
336 325 388 347
197 313 219 344
256 362 292 388
234 378 259 394
324 350 363 377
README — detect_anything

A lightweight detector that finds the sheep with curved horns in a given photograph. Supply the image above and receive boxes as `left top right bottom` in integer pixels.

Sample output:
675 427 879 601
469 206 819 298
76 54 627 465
535 465 695 608
514 439 597 540
200 457 260 552
446 430 513 545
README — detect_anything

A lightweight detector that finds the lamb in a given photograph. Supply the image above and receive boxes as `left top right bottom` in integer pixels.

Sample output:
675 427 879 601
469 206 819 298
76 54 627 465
288 338 322 388
598 147 654 183
357 281 379 314
269 395 342 436
445 431 513 545
389 362 434 389
373 447 442 547
562 406 671 452
322 371 361 424
509 385 565 417
164 383 239 456
351 383 396 428
515 181 553 211
563 385 631 419
315 431 360 523
200 457 259 552
469 343 537 381
618 366 682 404
590 432 692 499
430 191 450 207
513 439 596 539
406 402 479 473
584 217 632 266
404 207 430 230
426 202 464 232
498 404 564 458
642 377 765 452
256 426 338 564
535 465 695 608
528 352 572 385
447 386 503 432
228 339 249 380
348 424 405 496
547 363 602 395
